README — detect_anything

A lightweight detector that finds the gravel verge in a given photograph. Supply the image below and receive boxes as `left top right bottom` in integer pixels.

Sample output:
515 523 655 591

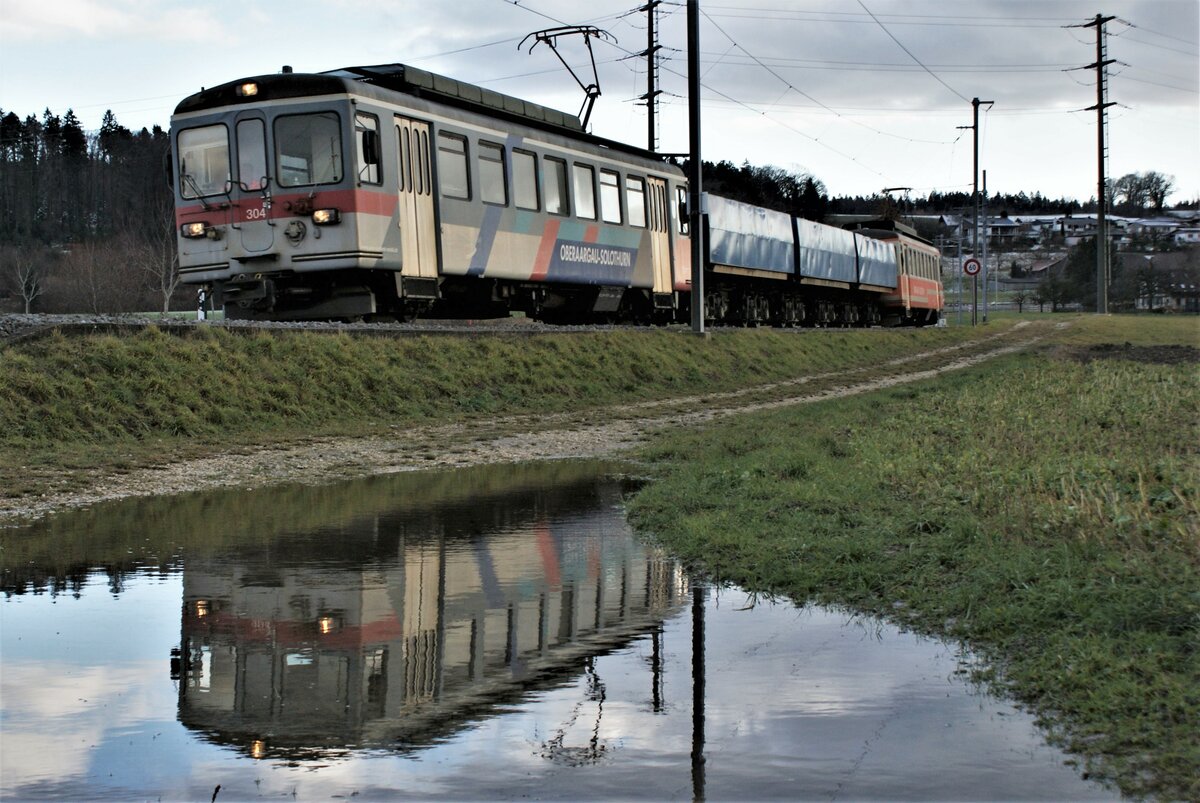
1 321 1044 525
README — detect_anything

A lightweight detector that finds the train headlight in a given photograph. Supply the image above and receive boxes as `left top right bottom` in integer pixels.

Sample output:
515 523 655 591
236 82 259 97
311 208 341 226
181 222 208 239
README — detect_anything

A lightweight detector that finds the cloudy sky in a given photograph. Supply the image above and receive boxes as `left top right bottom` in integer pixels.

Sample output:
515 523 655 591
2 0 1196 203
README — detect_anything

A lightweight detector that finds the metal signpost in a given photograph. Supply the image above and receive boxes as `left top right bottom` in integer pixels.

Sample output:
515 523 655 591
963 257 981 325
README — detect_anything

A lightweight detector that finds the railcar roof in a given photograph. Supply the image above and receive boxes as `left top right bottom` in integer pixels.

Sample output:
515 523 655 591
173 63 677 172
844 218 934 246
323 63 586 134
174 63 586 138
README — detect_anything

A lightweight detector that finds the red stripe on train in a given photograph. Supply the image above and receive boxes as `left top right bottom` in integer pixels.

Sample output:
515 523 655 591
175 188 399 227
530 218 561 282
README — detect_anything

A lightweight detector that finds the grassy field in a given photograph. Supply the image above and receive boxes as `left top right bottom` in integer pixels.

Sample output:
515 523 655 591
0 321 991 501
3 313 1196 797
628 315 1199 800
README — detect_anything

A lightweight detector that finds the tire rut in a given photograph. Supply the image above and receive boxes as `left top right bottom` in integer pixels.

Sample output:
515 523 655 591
0 322 1048 524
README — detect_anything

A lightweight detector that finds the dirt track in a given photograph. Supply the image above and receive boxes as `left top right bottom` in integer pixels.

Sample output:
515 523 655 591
1 322 1048 524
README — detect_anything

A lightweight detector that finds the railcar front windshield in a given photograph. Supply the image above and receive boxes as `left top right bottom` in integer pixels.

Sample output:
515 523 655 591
178 124 230 199
275 112 343 188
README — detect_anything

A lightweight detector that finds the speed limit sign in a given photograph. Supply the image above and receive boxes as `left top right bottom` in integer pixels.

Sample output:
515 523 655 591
963 258 982 276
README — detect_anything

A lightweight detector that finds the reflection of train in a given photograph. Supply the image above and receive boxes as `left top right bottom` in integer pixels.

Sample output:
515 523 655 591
174 476 686 757
171 63 942 326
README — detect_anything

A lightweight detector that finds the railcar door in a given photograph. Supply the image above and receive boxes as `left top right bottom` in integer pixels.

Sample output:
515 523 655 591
646 176 672 294
394 116 438 280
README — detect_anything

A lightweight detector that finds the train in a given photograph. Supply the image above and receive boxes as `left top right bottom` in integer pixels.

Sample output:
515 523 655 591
170 62 943 326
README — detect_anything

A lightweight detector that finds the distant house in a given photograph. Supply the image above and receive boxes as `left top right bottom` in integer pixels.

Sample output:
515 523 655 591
984 215 1021 242
1027 255 1067 276
1012 215 1059 238
942 214 1026 245
1173 227 1200 246
1136 281 1200 312
1166 210 1200 226
1055 215 1128 246
1127 218 1181 237
1121 252 1200 313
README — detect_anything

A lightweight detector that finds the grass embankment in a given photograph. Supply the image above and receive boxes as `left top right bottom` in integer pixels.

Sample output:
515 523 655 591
0 322 991 502
628 315 1199 800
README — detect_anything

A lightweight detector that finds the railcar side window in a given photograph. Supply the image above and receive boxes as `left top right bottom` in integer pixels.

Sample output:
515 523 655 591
479 141 507 206
675 185 689 235
420 130 431 195
573 163 596 220
397 125 410 192
178 124 230 198
275 112 343 188
355 112 381 185
544 157 568 215
599 169 622 224
437 131 470 200
513 149 539 211
625 176 646 228
235 120 266 191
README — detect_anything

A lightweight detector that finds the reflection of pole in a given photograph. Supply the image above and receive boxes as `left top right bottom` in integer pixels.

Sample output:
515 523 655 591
651 624 664 713
435 536 447 698
691 583 706 802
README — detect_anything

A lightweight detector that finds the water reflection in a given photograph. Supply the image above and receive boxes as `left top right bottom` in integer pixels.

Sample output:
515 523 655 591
0 462 1117 801
174 468 685 759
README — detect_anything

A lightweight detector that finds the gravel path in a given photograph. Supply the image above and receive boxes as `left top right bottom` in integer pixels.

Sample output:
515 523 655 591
1 322 1045 524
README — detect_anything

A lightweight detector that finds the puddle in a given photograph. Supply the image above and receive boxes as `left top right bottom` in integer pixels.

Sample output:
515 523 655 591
0 462 1116 801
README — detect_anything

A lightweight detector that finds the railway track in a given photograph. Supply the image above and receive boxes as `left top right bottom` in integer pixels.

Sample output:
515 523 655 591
0 312 919 345
0 313 610 345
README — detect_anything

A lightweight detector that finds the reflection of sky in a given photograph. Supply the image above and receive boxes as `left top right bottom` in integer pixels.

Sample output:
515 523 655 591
2 574 1118 801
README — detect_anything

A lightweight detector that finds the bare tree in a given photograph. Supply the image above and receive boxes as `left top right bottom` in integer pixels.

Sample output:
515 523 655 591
1113 173 1151 215
54 239 149 313
135 194 181 313
13 252 46 313
1113 171 1176 216
1144 172 1175 214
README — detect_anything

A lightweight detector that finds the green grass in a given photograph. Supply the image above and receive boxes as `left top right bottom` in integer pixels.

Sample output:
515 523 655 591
627 315 1198 800
0 321 997 501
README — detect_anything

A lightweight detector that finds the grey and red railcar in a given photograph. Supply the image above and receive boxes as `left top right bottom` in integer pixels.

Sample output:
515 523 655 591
170 63 941 326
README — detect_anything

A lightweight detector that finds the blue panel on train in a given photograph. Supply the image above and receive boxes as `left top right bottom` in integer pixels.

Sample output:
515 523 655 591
705 194 794 275
854 233 899 289
546 240 639 285
795 218 858 284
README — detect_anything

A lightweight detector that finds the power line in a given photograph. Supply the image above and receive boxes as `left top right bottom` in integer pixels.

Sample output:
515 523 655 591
1116 32 1200 57
1124 21 1200 49
698 7 958 146
1113 74 1198 94
692 53 1074 73
501 1 899 181
856 0 970 104
696 11 1075 30
496 0 567 27
695 5 1081 23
